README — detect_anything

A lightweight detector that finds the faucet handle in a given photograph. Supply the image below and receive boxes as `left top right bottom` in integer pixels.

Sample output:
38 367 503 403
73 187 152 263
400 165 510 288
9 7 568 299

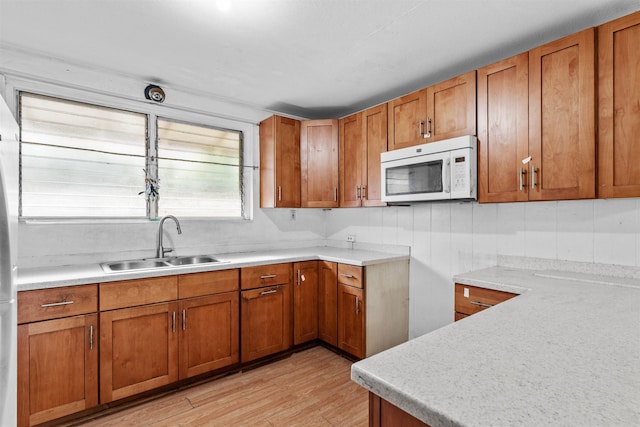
162 247 174 257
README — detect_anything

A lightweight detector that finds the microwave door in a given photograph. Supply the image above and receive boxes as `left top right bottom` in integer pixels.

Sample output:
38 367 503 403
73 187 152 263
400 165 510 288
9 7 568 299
382 151 451 202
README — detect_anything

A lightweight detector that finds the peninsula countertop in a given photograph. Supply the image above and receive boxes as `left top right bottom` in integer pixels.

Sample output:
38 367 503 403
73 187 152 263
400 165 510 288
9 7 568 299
17 246 409 291
351 266 640 427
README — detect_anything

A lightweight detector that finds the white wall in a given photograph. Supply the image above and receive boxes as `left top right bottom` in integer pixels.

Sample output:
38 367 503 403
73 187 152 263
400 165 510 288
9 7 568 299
326 198 640 338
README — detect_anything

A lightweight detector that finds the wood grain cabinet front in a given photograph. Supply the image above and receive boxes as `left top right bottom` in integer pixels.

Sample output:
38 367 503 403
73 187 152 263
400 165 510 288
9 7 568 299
301 119 339 208
293 260 319 345
240 264 292 362
387 71 476 151
17 284 99 427
597 11 640 198
454 283 517 320
259 115 301 208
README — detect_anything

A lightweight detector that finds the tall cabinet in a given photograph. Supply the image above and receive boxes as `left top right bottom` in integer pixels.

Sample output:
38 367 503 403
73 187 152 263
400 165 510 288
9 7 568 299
301 119 339 207
597 11 640 198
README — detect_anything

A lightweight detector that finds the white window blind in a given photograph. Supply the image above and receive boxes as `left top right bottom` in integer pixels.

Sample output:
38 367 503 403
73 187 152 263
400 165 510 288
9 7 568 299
157 119 243 218
20 93 147 217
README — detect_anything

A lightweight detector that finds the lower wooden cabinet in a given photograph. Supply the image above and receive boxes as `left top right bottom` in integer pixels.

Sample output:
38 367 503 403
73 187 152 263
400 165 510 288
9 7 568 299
318 261 338 346
241 284 291 362
454 283 517 320
337 282 365 359
18 314 98 427
179 292 239 379
17 284 99 427
370 393 430 427
100 301 179 403
293 260 319 345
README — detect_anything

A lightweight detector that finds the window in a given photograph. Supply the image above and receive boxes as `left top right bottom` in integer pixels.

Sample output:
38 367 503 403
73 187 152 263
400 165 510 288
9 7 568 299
18 92 246 219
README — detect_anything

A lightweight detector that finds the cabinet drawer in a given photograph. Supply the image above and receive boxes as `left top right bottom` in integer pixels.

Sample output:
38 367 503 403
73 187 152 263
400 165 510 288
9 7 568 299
100 276 178 311
454 284 517 317
241 263 291 290
178 269 239 299
18 284 98 324
337 264 363 289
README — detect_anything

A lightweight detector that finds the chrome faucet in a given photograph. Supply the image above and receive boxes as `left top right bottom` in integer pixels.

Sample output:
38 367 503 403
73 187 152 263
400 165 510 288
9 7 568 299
156 215 182 258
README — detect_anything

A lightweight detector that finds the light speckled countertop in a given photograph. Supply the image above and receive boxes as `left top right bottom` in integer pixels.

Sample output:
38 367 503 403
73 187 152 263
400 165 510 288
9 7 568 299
351 266 640 427
17 246 409 290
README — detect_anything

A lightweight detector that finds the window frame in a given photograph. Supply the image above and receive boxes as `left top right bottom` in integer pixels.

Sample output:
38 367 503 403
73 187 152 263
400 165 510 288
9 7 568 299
5 76 255 223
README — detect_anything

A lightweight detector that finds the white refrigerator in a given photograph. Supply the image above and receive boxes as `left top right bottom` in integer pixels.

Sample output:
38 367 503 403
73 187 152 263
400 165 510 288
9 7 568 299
0 93 20 426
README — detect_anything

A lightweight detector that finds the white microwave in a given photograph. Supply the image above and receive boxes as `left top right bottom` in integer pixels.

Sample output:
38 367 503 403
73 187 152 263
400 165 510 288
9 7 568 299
380 135 477 203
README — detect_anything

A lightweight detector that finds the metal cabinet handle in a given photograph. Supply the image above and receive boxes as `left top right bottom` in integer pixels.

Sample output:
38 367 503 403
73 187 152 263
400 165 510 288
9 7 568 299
182 309 186 331
89 325 94 350
355 296 360 315
260 288 280 296
334 187 337 202
470 301 493 308
531 164 537 189
41 300 74 308
362 186 367 200
278 185 282 201
355 186 360 200
419 120 424 138
424 117 432 138
172 311 176 333
519 167 525 191
340 273 354 279
260 274 277 279
297 269 301 286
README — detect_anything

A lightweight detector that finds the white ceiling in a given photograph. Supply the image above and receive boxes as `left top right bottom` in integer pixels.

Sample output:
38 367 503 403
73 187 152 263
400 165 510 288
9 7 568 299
1 0 638 120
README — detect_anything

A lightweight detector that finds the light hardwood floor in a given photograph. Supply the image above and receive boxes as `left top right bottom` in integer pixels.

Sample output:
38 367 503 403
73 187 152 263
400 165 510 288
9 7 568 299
71 346 368 426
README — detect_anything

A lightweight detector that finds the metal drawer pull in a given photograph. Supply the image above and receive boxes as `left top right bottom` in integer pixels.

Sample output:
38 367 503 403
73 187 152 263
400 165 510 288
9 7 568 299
89 325 94 350
340 274 354 279
41 300 74 308
519 167 525 191
260 274 277 279
182 309 186 331
470 301 493 308
355 297 360 315
260 288 279 296
531 164 537 189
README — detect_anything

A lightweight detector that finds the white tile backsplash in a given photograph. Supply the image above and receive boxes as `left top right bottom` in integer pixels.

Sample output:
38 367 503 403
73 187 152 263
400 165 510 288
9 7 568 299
19 195 640 338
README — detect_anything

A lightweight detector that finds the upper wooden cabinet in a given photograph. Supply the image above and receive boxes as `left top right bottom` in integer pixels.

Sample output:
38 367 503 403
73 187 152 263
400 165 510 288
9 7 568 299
259 115 301 208
387 71 476 151
478 52 530 203
340 105 388 207
479 29 596 203
301 119 339 207
529 28 596 201
598 11 640 198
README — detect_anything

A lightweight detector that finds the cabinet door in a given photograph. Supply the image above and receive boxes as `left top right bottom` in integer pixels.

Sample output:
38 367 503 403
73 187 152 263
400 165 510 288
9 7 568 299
259 115 301 208
529 28 596 201
598 11 640 198
478 52 529 203
293 261 319 345
339 113 364 207
301 119 339 207
241 284 291 363
100 302 178 403
179 292 239 379
387 89 427 151
425 70 477 142
337 284 365 359
18 314 98 427
362 103 388 207
318 261 338 347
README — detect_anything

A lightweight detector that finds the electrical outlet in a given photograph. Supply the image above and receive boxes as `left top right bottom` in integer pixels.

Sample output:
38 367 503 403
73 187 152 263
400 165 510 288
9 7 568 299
347 234 356 243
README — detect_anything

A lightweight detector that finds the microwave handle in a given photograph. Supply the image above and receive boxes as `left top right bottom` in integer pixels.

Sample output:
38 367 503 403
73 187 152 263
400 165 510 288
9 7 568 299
444 158 451 193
